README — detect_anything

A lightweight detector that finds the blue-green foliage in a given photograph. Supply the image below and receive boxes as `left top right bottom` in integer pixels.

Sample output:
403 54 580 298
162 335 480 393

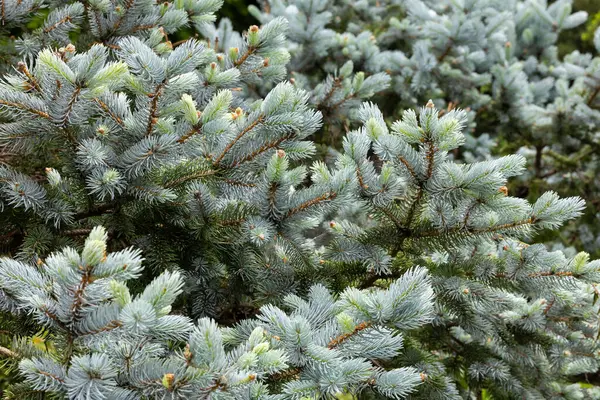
0 1 599 399
1 227 435 399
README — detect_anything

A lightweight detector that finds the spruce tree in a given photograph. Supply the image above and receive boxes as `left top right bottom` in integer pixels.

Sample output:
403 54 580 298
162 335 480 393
0 0 599 399
250 0 600 255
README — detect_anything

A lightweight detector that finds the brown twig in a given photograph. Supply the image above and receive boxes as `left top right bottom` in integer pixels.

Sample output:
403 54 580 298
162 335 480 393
146 82 166 136
213 116 264 165
0 345 18 358
93 98 124 126
231 133 294 167
0 99 49 119
163 170 216 188
284 192 337 219
328 321 372 348
177 124 203 144
43 15 72 33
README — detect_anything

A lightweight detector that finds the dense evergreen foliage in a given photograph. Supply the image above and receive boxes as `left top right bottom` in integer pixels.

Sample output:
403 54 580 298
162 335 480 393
0 0 599 399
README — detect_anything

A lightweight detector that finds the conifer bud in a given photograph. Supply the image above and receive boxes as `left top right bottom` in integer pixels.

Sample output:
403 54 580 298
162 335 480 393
426 99 435 108
340 61 353 78
248 25 260 47
420 373 427 382
31 335 46 350
504 41 512 59
277 149 285 158
263 57 270 67
252 342 269 354
109 281 131 307
65 44 76 53
184 344 192 362
82 227 108 266
162 373 175 390
329 221 336 228
499 186 508 196
352 71 365 91
258 233 265 240
462 288 470 294
45 167 61 186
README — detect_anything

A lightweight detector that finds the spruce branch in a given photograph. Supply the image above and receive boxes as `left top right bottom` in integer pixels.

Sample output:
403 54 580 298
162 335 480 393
0 345 18 358
145 82 166 136
328 321 373 348
416 218 536 238
59 86 81 126
224 179 255 188
177 124 203 144
111 0 136 32
437 38 455 62
0 99 50 119
398 155 417 179
316 77 342 109
284 192 338 219
213 115 265 165
17 62 41 93
78 320 122 336
93 98 124 126
231 132 295 167
63 228 94 237
73 203 114 221
43 15 72 34
163 169 216 188
404 140 435 227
